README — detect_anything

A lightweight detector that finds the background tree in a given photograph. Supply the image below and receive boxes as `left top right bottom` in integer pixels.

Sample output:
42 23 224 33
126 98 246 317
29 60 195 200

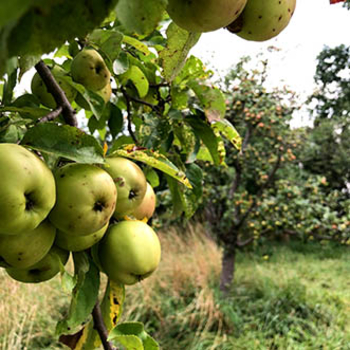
199 56 299 294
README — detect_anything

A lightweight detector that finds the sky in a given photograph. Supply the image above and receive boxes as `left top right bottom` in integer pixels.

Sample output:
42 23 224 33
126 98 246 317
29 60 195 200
191 0 350 126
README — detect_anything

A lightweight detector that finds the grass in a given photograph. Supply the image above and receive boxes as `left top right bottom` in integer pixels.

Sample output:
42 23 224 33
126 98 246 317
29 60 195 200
0 223 349 349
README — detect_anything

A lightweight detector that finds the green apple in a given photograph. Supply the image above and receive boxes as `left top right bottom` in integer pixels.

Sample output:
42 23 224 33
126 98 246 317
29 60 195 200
31 66 77 109
98 220 161 285
0 220 56 268
166 0 247 32
103 157 147 218
5 245 69 283
0 143 56 235
132 183 156 221
55 222 108 252
75 82 112 110
226 0 296 41
49 163 117 236
71 49 111 91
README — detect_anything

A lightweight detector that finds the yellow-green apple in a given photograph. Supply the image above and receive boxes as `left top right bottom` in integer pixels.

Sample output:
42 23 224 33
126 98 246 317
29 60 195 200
98 220 161 285
71 49 111 91
49 163 117 236
0 143 56 235
103 157 147 218
131 183 156 220
75 82 112 110
166 0 247 32
55 222 108 252
31 66 77 109
5 245 69 283
0 220 56 268
226 0 296 41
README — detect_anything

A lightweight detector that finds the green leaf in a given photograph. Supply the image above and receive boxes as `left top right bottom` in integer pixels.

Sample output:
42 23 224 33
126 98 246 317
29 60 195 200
113 51 129 75
185 115 223 165
21 124 105 164
120 65 149 98
144 167 160 187
160 22 201 82
56 253 100 335
109 145 192 188
212 119 242 150
4 0 118 65
112 334 144 349
188 81 226 121
116 0 167 35
18 54 41 80
109 321 159 349
108 104 124 138
123 35 151 56
88 30 123 62
0 0 32 28
73 280 125 350
0 106 49 119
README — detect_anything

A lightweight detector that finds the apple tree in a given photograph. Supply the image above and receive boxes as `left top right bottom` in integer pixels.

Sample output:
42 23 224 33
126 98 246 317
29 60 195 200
199 56 300 293
0 1 244 349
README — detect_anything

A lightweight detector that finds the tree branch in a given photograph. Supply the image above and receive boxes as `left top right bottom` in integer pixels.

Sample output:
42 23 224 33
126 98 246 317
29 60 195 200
92 302 116 350
35 60 77 127
38 106 63 123
236 236 255 248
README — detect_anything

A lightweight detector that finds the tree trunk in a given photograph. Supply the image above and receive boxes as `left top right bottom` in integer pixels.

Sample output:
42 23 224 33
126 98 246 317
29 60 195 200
219 245 236 296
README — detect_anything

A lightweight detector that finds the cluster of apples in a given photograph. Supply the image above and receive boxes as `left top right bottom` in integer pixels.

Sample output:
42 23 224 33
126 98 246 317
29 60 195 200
166 0 296 42
0 143 160 286
31 48 112 109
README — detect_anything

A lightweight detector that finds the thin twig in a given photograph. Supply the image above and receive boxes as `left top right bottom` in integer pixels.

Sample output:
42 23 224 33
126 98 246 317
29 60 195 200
35 60 77 127
119 87 138 144
38 106 63 123
92 302 116 350
236 236 255 248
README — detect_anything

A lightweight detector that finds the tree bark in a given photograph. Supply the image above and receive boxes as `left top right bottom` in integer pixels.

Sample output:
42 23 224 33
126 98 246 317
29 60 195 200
219 245 236 296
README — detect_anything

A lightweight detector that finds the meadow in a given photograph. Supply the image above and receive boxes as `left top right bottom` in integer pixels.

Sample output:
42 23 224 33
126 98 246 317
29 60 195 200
1 223 349 350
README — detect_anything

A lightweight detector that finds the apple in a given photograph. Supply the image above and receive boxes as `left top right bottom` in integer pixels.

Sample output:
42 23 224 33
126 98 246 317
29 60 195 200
166 0 247 33
103 157 147 218
98 220 161 285
49 163 117 236
0 220 56 268
31 66 77 109
0 143 56 235
55 222 108 252
75 82 112 110
5 245 69 283
71 49 111 91
131 183 156 220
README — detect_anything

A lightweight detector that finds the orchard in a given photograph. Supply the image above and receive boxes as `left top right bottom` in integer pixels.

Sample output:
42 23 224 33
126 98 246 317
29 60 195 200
0 0 349 349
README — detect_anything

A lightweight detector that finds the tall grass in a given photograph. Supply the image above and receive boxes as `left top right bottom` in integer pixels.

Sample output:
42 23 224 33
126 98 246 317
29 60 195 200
0 223 349 349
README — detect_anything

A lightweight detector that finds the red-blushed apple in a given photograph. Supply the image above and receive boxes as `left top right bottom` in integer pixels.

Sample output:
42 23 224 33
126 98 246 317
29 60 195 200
131 182 156 220
103 157 147 218
49 163 117 236
0 143 56 235
98 220 161 285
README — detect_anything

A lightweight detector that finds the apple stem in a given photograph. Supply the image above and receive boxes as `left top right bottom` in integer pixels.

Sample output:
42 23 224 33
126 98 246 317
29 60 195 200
92 301 117 350
35 60 78 127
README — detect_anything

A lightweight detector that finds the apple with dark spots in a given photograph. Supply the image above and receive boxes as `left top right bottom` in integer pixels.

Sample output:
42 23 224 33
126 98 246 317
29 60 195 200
0 143 56 235
103 157 147 218
49 163 116 236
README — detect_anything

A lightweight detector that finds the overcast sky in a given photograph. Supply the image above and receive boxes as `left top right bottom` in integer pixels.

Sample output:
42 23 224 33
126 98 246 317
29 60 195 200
191 0 350 125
